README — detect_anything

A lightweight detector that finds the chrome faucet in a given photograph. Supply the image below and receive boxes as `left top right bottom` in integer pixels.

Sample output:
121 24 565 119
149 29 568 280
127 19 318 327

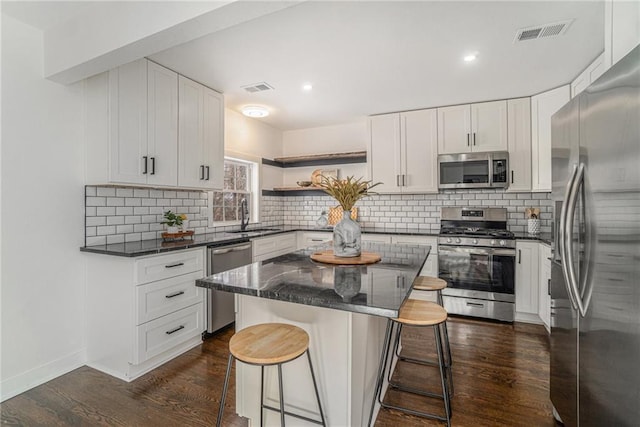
240 198 249 231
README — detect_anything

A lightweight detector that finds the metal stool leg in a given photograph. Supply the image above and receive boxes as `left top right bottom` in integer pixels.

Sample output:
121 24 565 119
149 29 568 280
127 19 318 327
260 366 265 427
367 319 394 427
306 351 327 426
435 326 452 425
277 364 286 426
217 353 234 427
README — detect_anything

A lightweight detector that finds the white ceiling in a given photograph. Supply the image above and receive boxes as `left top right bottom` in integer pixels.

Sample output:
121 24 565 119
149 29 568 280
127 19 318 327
2 1 94 31
4 1 604 132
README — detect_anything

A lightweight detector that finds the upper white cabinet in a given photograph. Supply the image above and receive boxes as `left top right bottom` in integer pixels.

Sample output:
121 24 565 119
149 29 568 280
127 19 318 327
369 108 438 193
178 76 224 190
571 53 606 98
604 0 640 69
531 85 570 192
85 59 223 190
506 98 532 192
437 100 508 154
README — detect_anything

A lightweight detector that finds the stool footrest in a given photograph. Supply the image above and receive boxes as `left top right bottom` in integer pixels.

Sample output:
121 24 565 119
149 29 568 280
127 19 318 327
388 381 446 400
262 404 324 425
380 401 449 422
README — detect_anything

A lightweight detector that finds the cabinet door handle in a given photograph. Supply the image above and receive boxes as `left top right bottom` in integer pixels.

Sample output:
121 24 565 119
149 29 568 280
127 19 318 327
150 157 156 175
402 175 407 186
205 166 210 181
511 170 514 184
473 132 476 146
200 165 205 180
143 156 148 174
518 249 522 264
165 291 185 299
548 279 551 296
467 133 470 146
165 325 185 335
396 175 400 186
165 262 185 269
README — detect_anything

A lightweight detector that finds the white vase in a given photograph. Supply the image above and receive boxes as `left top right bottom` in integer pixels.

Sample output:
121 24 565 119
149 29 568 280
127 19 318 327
527 219 540 235
181 220 189 231
167 226 179 234
333 210 361 257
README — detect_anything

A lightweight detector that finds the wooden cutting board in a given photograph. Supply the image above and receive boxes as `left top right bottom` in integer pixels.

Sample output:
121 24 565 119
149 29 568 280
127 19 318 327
310 250 381 265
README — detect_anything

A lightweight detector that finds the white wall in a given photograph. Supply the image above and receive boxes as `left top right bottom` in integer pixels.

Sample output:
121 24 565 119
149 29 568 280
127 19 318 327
225 108 283 190
1 15 86 401
281 121 368 185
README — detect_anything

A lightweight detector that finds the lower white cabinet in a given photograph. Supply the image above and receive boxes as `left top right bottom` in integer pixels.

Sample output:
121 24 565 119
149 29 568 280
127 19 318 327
538 244 552 331
515 241 541 324
297 231 333 250
252 232 297 262
85 247 205 381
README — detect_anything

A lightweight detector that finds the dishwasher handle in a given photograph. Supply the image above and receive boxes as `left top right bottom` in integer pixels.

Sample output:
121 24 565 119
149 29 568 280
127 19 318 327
210 244 252 255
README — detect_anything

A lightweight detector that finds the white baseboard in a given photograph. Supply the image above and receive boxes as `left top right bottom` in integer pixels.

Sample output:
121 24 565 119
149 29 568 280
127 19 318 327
0 349 86 402
515 312 543 325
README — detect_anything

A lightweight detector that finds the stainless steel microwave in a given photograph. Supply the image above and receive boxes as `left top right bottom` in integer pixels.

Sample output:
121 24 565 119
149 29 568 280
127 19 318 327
438 152 509 189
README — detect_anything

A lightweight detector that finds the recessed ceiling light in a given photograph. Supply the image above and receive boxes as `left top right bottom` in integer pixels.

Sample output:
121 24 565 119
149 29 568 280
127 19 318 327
302 83 313 91
464 53 477 62
242 105 269 118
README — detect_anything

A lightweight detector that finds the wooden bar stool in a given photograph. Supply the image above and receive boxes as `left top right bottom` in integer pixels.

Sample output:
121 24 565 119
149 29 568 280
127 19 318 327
368 300 452 427
217 323 326 427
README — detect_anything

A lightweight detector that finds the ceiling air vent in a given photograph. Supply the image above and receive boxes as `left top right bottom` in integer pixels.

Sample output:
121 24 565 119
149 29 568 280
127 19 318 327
514 20 573 42
242 82 274 93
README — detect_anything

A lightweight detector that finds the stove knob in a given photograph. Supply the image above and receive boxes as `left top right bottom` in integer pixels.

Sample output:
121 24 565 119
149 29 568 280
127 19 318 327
455 238 461 244
490 239 496 245
499 240 506 246
446 238 452 243
473 239 478 245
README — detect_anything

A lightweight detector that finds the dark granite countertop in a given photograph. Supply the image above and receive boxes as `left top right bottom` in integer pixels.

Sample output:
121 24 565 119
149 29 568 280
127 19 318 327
80 225 550 257
196 242 430 318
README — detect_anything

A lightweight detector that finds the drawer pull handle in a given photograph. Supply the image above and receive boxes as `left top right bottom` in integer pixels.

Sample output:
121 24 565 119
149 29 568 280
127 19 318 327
310 239 325 242
165 262 185 269
165 291 185 299
466 302 484 308
166 325 185 335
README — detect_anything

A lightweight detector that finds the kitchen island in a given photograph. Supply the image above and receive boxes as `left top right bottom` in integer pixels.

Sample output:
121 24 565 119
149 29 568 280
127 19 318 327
196 242 429 427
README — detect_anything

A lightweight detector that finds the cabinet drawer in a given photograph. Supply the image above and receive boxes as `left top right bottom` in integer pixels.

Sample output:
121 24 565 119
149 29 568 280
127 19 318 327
361 233 392 244
298 232 332 250
134 303 203 364
136 249 204 285
253 233 296 259
136 271 204 325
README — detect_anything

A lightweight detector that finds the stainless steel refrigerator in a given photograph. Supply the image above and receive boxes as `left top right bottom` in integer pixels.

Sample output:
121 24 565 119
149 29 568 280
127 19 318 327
550 45 640 426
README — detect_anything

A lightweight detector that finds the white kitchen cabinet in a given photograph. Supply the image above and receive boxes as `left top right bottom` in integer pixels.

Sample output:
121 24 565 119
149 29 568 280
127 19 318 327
178 76 224 190
86 59 179 186
515 240 541 324
437 100 508 154
531 85 570 192
297 231 333 250
571 53 606 99
368 108 438 193
252 232 297 262
506 97 532 192
604 0 640 70
85 247 205 381
361 233 392 244
538 243 552 332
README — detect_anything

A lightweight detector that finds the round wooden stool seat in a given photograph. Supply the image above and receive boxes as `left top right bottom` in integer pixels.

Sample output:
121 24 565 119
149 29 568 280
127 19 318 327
229 323 309 365
413 276 447 291
394 299 448 326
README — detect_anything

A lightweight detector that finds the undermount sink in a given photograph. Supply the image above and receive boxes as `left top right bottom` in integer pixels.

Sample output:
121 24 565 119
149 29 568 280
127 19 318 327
226 228 281 234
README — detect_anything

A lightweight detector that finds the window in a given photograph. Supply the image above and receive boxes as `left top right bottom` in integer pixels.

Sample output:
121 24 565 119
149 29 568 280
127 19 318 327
211 157 258 225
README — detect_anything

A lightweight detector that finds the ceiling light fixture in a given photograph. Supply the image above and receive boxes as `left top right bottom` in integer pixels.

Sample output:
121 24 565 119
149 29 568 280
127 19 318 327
242 105 269 118
464 53 477 62
302 83 313 91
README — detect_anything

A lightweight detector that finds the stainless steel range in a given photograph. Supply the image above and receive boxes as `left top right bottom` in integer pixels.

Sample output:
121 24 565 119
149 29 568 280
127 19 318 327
438 207 515 322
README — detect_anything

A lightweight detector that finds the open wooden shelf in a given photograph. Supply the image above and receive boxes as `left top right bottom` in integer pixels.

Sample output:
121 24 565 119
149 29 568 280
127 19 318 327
263 151 367 168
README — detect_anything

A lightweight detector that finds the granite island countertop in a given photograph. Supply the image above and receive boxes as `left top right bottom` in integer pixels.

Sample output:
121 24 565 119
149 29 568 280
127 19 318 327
196 242 430 318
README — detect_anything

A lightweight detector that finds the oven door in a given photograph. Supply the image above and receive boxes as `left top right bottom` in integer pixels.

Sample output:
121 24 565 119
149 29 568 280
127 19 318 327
438 245 515 298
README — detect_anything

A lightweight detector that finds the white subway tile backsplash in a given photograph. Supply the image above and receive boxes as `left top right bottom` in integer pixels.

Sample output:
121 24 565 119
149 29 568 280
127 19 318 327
116 188 134 197
116 206 133 216
86 236 106 246
125 198 141 207
106 216 125 226
116 224 134 234
125 216 141 224
86 206 97 216
134 189 149 198
96 225 116 236
134 207 149 215
97 187 116 197
86 187 97 197
125 233 141 242
86 217 106 227
96 207 115 216
86 197 106 207
106 234 125 244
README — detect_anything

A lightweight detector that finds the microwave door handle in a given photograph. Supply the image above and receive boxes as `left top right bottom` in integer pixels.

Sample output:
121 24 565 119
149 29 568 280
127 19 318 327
560 164 580 311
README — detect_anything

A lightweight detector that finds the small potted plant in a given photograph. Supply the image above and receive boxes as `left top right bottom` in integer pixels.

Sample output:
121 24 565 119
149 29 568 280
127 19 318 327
162 210 183 234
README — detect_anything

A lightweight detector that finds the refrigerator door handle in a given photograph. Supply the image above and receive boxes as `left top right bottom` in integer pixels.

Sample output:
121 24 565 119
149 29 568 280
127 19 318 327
564 163 589 317
559 164 579 310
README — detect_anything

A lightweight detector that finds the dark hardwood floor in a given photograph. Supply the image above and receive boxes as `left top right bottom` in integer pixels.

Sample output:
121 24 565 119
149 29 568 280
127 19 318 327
1 318 554 426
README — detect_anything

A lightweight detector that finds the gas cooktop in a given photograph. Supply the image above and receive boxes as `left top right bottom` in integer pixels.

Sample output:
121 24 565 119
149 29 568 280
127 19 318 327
439 227 515 239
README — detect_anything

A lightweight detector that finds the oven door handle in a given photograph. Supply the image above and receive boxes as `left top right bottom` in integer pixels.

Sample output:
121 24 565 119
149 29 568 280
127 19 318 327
438 245 515 257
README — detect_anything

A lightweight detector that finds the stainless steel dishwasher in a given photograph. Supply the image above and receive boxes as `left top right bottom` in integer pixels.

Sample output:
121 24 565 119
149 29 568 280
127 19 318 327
206 241 253 333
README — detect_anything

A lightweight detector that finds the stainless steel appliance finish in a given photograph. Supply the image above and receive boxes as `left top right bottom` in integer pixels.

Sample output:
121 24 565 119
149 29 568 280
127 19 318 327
206 242 253 333
438 152 509 189
550 46 640 427
438 207 516 322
